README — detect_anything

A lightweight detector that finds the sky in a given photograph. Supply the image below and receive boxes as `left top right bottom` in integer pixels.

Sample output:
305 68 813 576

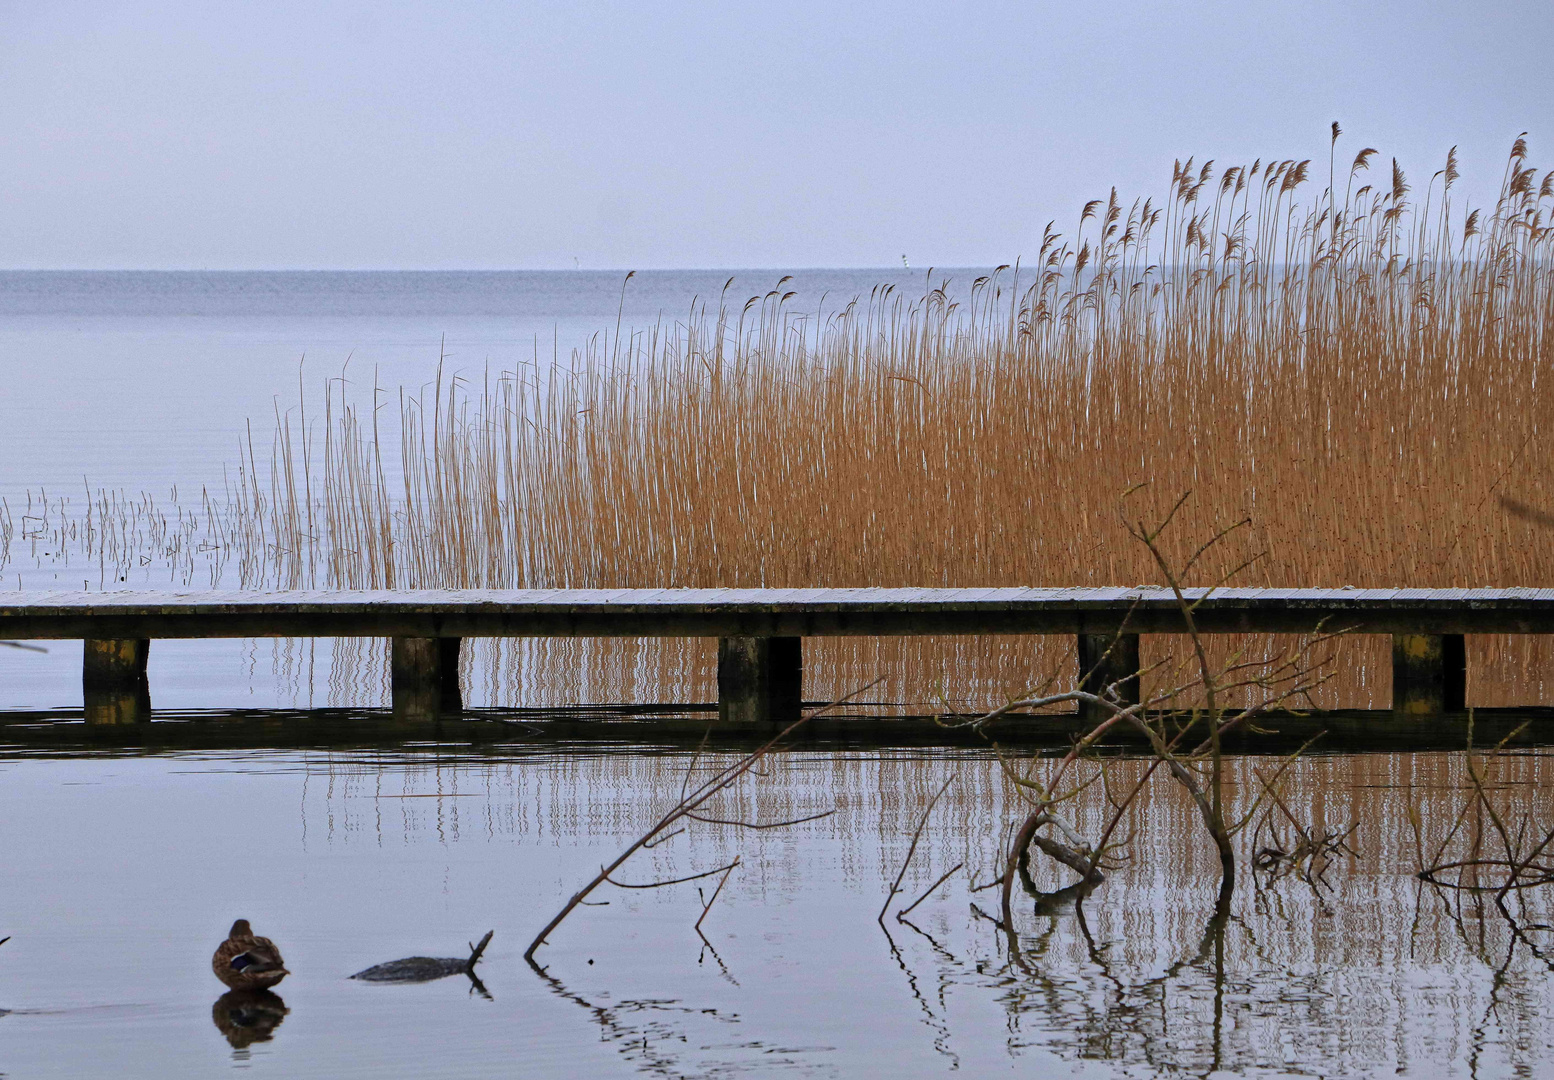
0 0 1548 270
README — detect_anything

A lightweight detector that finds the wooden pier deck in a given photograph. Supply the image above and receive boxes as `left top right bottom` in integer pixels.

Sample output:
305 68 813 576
4 586 1552 723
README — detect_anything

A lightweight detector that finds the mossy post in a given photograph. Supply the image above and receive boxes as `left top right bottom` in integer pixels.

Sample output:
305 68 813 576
718 636 802 724
1077 633 1141 722
1392 634 1466 716
83 638 151 724
391 637 463 719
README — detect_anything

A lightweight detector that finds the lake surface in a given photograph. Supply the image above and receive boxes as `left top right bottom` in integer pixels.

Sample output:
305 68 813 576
1 744 1552 1078
0 268 972 497
4 271 1554 1078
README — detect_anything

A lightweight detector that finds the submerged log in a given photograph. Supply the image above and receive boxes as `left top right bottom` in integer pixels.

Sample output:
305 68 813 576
350 930 493 984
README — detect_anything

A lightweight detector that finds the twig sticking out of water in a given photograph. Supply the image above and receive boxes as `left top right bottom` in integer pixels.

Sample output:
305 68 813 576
879 776 956 924
608 861 739 890
896 862 963 922
695 860 739 935
1251 769 1358 888
1410 719 1554 990
523 680 881 967
978 492 1344 941
1413 719 1554 895
466 930 494 969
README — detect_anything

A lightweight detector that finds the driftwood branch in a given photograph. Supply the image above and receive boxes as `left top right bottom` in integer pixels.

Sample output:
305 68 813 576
524 679 882 966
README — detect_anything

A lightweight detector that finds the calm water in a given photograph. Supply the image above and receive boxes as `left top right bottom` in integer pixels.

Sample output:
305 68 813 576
0 268 972 496
5 272 1554 1078
0 745 1551 1078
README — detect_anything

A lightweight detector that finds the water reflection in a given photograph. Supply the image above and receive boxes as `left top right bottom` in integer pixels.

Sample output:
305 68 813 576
1 741 1553 1077
111 631 1554 712
530 964 824 1078
82 685 151 725
860 748 1554 1075
210 989 288 1051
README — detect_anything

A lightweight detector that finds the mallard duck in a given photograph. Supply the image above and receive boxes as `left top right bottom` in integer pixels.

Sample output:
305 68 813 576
212 919 289 991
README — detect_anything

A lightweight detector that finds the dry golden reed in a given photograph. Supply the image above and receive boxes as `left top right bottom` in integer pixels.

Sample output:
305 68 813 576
241 138 1554 593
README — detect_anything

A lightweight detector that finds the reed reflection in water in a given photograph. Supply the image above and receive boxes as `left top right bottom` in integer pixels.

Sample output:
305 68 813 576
0 744 1551 1077
320 746 1554 1075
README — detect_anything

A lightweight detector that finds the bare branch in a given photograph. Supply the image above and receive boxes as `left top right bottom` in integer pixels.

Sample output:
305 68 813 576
880 776 956 923
695 860 740 933
524 678 884 965
896 863 964 920
686 810 835 830
606 860 741 890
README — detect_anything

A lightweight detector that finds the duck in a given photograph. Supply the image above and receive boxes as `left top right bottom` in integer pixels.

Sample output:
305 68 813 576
211 919 289 991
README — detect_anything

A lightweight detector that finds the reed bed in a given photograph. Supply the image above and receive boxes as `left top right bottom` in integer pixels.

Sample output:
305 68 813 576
8 135 1553 708
243 136 1554 592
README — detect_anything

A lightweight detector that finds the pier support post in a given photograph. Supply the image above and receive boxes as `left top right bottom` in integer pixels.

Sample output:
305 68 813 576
718 637 802 724
1392 634 1466 717
83 638 151 724
1077 633 1141 722
391 637 463 719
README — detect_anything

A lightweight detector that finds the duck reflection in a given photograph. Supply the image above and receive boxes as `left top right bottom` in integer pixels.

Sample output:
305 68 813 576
211 989 289 1049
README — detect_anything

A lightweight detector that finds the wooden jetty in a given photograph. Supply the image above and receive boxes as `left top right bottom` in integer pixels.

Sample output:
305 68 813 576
3 586 1553 723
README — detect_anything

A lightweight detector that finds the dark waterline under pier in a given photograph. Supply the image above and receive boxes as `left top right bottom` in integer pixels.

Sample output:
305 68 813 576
2 705 1551 757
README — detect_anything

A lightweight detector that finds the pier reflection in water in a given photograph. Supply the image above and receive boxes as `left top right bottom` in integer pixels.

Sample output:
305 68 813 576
0 736 1551 1077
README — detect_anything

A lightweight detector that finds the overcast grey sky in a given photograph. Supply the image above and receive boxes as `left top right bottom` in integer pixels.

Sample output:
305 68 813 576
0 1 1547 269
